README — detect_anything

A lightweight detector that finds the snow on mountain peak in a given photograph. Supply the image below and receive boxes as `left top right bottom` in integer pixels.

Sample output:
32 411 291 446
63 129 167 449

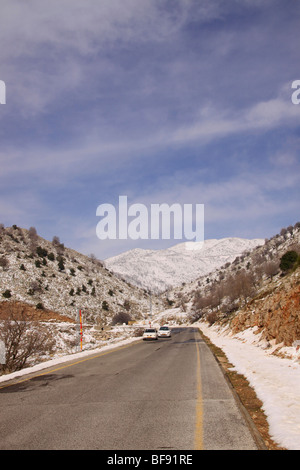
105 237 265 293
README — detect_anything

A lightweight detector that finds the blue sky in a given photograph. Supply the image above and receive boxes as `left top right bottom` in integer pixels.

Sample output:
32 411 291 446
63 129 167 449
0 0 299 259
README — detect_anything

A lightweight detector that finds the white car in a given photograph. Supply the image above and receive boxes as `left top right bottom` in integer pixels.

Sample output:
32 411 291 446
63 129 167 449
157 326 171 338
143 328 158 340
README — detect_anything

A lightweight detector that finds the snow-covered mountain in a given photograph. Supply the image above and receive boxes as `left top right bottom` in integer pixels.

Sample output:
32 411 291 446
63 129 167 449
105 237 265 293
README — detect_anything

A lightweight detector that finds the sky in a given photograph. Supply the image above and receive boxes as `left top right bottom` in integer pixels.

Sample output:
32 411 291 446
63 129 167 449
0 0 299 259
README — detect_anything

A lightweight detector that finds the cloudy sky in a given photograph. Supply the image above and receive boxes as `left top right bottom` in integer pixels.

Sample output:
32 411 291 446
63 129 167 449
0 0 299 259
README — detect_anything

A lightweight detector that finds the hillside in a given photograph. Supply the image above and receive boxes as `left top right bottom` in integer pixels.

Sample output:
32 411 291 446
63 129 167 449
165 223 300 350
0 225 161 324
105 237 265 293
229 268 300 348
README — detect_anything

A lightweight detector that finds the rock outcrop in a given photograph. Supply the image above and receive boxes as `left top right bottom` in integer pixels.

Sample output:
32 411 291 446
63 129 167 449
230 270 300 347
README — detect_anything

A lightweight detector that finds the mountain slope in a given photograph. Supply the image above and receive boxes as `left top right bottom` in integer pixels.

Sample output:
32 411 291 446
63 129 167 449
0 226 159 323
105 237 265 293
164 223 300 350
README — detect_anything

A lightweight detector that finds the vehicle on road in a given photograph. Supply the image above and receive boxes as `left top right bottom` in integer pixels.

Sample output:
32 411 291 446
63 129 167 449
143 328 158 340
157 326 171 338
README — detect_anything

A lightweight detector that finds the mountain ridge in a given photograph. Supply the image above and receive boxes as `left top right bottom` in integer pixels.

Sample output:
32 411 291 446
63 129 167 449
105 237 265 293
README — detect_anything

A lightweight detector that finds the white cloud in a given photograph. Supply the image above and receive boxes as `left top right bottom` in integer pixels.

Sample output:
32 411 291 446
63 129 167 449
0 1 299 255
171 94 300 145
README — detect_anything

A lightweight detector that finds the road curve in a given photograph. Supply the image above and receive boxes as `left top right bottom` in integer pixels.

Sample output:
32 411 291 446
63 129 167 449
0 327 259 450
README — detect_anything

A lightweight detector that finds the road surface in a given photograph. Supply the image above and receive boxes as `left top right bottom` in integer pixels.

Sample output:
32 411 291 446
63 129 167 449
0 327 261 450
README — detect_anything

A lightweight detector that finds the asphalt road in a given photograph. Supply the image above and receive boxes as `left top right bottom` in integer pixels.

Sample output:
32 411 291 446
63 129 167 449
0 327 260 450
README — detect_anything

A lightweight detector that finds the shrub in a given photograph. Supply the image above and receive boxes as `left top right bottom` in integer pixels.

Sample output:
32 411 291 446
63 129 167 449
112 312 132 325
47 252 55 261
36 246 48 258
0 257 9 269
2 289 11 298
280 250 299 272
58 257 65 271
0 308 55 373
207 312 218 326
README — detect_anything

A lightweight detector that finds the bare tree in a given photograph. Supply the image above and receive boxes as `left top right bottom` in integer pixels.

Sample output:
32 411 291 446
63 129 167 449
224 270 255 306
0 308 55 373
28 226 38 240
263 261 280 280
28 226 38 254
52 235 60 246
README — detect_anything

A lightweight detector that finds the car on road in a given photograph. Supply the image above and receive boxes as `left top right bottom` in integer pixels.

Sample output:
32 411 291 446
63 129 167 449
143 328 158 340
157 325 171 338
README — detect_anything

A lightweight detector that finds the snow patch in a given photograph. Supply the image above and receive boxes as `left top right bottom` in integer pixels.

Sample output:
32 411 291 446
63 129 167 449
198 321 300 450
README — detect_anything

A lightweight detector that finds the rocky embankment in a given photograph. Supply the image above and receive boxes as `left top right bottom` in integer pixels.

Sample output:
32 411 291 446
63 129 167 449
230 269 300 348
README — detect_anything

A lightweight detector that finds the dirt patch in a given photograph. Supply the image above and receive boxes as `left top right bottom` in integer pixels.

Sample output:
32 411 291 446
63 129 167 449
199 329 286 450
0 300 74 323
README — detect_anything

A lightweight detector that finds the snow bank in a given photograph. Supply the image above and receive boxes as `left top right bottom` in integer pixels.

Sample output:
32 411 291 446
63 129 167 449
198 322 300 450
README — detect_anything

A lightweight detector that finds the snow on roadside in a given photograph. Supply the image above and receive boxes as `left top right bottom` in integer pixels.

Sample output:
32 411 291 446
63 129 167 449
198 321 300 450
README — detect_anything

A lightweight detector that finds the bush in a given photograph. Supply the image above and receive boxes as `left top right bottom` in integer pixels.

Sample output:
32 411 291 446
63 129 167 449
207 312 218 326
0 309 55 373
0 257 9 269
133 327 144 337
2 289 11 298
36 246 48 258
112 312 132 325
280 250 299 272
58 257 65 271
